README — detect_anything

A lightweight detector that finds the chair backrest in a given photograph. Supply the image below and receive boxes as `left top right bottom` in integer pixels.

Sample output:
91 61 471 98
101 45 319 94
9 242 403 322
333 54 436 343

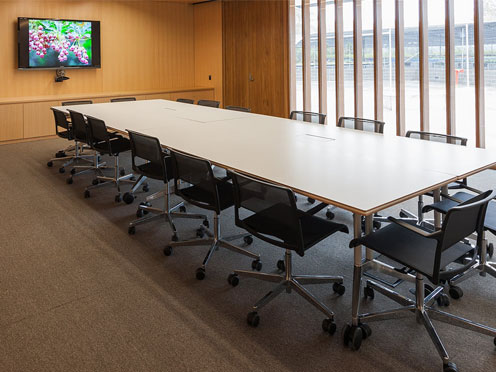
52 108 70 132
433 190 495 282
337 117 385 133
110 97 136 103
290 110 326 124
86 115 111 150
226 105 251 113
67 110 88 143
176 98 195 104
231 172 305 255
127 130 168 181
406 131 467 146
170 151 220 213
197 99 220 108
62 100 93 106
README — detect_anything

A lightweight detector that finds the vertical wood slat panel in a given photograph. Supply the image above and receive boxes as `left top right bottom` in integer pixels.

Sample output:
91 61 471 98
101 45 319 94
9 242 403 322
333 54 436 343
474 0 485 148
289 0 297 113
445 0 456 135
318 0 327 116
395 0 405 136
373 0 383 121
302 0 312 111
353 0 363 119
419 0 429 132
335 0 345 122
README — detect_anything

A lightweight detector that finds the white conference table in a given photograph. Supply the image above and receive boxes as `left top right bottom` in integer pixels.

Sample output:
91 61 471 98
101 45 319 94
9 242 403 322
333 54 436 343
53 99 496 328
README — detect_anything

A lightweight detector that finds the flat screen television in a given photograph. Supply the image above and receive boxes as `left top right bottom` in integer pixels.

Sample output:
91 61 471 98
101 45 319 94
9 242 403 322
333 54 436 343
17 17 101 69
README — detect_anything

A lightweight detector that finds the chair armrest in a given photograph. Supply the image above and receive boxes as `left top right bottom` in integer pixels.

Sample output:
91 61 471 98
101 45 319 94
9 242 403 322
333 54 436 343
388 217 442 239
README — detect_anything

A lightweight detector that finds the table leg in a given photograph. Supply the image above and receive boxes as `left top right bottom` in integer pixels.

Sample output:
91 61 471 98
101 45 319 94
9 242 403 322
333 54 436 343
352 213 363 326
365 214 373 261
433 188 441 229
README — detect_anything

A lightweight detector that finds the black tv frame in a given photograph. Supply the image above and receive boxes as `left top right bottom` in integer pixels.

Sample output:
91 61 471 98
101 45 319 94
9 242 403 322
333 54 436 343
17 17 101 70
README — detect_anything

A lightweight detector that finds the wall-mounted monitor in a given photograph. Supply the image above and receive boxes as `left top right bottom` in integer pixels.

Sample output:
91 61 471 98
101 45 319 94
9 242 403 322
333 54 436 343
17 17 101 69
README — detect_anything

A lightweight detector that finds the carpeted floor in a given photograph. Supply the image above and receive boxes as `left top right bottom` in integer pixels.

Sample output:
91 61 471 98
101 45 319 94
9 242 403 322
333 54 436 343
0 138 495 372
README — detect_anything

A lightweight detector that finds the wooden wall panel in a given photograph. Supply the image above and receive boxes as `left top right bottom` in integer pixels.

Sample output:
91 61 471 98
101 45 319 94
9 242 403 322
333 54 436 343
223 0 289 118
23 101 59 138
0 105 23 141
0 1 195 99
194 1 223 105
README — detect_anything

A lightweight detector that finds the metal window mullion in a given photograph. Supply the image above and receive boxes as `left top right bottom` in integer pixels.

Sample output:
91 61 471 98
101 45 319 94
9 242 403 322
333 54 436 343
302 0 312 111
419 0 429 132
395 0 405 136
353 0 363 118
445 0 455 135
474 0 485 148
373 0 383 121
318 0 327 117
335 0 344 122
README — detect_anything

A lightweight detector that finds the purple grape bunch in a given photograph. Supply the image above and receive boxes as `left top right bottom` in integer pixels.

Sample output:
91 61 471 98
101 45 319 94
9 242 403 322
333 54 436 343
29 25 89 64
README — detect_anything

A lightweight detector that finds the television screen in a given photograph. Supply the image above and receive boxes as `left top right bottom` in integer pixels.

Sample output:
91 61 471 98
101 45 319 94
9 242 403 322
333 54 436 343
18 17 101 69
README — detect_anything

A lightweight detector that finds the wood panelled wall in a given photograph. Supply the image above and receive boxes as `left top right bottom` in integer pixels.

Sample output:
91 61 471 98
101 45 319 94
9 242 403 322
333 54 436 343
223 0 289 118
194 1 223 105
0 1 195 99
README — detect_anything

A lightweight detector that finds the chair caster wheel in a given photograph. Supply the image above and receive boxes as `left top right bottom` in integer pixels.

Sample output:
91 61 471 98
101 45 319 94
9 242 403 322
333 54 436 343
244 235 253 245
196 228 205 238
84 190 90 198
437 293 450 307
251 259 262 271
228 273 239 287
179 205 186 213
364 285 375 300
171 234 178 242
123 192 134 204
493 337 496 347
342 324 363 351
448 286 463 300
119 168 125 177
92 179 99 185
47 161 53 167
163 245 173 256
443 362 458 372
276 259 285 271
115 194 122 203
142 184 149 192
307 197 315 204
59 167 65 174
136 209 144 218
247 312 260 327
128 226 136 235
359 323 372 340
202 219 209 228
488 243 494 258
399 210 409 218
195 267 206 280
326 210 335 220
55 150 66 158
332 282 345 296
373 221 381 230
322 319 336 335
66 177 73 185
70 168 76 175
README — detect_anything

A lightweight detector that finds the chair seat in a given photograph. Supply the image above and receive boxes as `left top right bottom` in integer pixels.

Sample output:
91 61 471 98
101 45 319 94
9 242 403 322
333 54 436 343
242 204 348 255
424 192 496 234
134 156 172 182
359 221 473 281
93 137 130 155
57 130 72 140
180 180 234 211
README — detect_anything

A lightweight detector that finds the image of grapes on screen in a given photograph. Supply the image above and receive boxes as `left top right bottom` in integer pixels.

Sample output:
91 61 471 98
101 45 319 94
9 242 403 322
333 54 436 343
28 19 92 67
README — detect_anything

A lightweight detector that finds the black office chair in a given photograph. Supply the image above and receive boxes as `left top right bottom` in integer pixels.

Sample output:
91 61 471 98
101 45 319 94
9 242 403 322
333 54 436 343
164 151 260 280
225 105 251 113
290 110 326 124
46 109 93 173
228 171 348 331
110 97 136 103
397 131 469 227
176 98 195 104
62 100 93 106
197 99 220 108
337 116 385 133
347 191 496 372
65 110 107 184
83 115 135 201
422 191 496 299
125 131 207 241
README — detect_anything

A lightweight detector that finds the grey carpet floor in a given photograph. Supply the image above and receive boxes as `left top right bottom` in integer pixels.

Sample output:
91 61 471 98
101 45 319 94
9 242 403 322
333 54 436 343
0 138 495 372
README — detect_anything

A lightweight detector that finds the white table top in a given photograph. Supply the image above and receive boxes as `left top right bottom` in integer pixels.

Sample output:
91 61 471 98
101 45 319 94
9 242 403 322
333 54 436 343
53 99 496 215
